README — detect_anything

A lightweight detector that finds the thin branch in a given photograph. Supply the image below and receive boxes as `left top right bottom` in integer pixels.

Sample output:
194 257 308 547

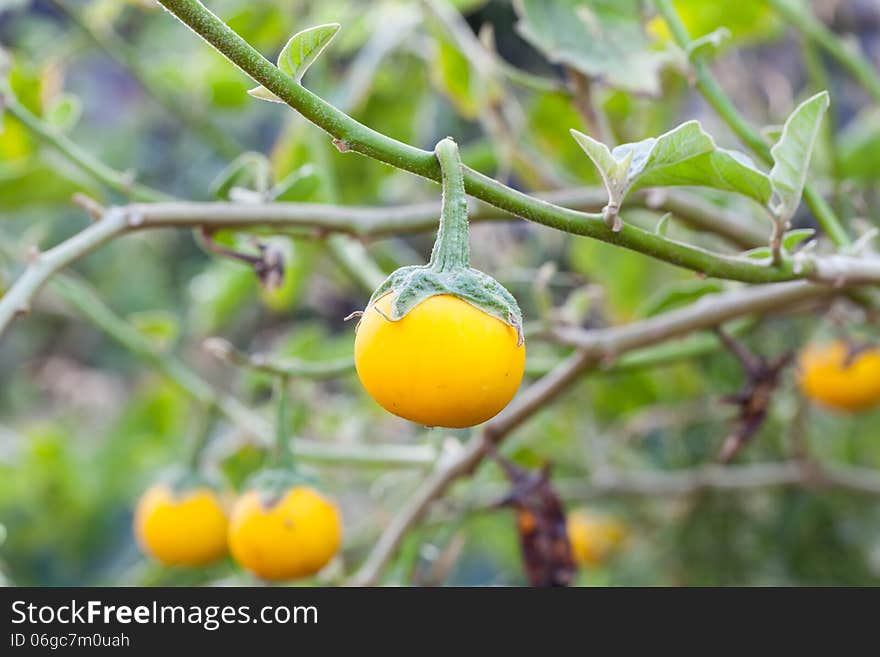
550 281 833 354
466 462 880 502
203 337 355 379
47 274 435 468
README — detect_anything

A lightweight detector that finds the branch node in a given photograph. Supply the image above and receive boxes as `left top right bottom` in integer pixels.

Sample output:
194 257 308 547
127 210 145 227
71 193 106 221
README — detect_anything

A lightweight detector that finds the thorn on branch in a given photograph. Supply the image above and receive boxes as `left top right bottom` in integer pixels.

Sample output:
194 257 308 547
71 193 106 221
25 246 41 264
196 228 285 290
602 203 623 232
715 327 793 463
332 138 351 153
127 209 145 227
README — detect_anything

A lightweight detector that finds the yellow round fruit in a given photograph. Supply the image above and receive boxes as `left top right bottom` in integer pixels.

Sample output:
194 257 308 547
567 509 626 568
798 341 880 412
354 293 526 428
228 486 342 581
134 484 229 567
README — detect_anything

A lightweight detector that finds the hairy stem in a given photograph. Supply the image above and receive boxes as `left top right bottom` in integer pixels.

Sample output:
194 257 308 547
429 138 470 271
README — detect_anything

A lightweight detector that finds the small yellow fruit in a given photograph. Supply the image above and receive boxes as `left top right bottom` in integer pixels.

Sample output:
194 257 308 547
566 509 626 568
228 486 342 581
354 293 525 428
798 341 880 411
134 484 228 567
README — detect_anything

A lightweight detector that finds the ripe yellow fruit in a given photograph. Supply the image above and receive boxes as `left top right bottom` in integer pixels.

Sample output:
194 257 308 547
134 484 228 567
228 486 342 581
798 341 880 412
566 509 626 568
354 293 526 428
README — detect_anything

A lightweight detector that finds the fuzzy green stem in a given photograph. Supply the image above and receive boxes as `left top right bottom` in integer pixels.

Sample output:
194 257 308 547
186 410 216 471
429 138 470 272
274 375 295 469
653 0 852 248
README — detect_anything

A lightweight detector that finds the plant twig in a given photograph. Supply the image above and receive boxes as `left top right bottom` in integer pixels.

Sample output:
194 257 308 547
47 274 435 468
203 337 355 379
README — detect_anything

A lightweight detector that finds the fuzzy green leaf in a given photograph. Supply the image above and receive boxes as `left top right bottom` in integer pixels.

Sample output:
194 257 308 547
248 23 341 103
782 228 816 252
572 121 771 205
769 91 830 221
513 0 672 95
277 23 341 82
209 152 272 199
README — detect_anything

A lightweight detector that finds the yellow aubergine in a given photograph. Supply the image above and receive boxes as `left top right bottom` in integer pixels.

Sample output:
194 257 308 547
798 341 880 412
354 293 525 428
135 485 228 567
228 486 342 581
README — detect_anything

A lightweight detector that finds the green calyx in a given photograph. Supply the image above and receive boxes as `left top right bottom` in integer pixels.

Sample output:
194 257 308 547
246 468 318 508
365 138 523 341
161 465 224 498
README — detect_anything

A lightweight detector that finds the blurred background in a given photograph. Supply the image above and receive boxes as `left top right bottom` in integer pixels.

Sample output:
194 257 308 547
1 0 879 586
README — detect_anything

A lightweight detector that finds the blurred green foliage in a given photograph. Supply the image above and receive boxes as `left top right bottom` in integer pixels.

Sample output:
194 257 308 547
0 0 879 587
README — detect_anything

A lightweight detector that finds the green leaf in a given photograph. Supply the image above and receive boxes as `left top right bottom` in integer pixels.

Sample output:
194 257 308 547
209 152 272 199
270 164 322 202
686 27 730 60
639 279 724 317
741 246 772 260
569 130 620 196
572 121 771 205
655 213 672 237
247 85 284 104
838 108 880 181
430 35 483 119
127 310 180 351
782 228 815 252
514 0 672 95
769 91 830 222
43 94 82 133
248 23 341 102
277 23 341 81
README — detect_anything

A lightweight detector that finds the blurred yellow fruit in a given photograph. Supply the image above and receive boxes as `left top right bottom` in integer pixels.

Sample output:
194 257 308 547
567 509 627 568
798 341 880 412
228 486 342 581
134 484 228 567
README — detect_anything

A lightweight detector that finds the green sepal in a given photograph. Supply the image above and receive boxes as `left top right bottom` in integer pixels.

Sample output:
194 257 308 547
367 264 524 344
158 465 225 498
245 467 319 509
